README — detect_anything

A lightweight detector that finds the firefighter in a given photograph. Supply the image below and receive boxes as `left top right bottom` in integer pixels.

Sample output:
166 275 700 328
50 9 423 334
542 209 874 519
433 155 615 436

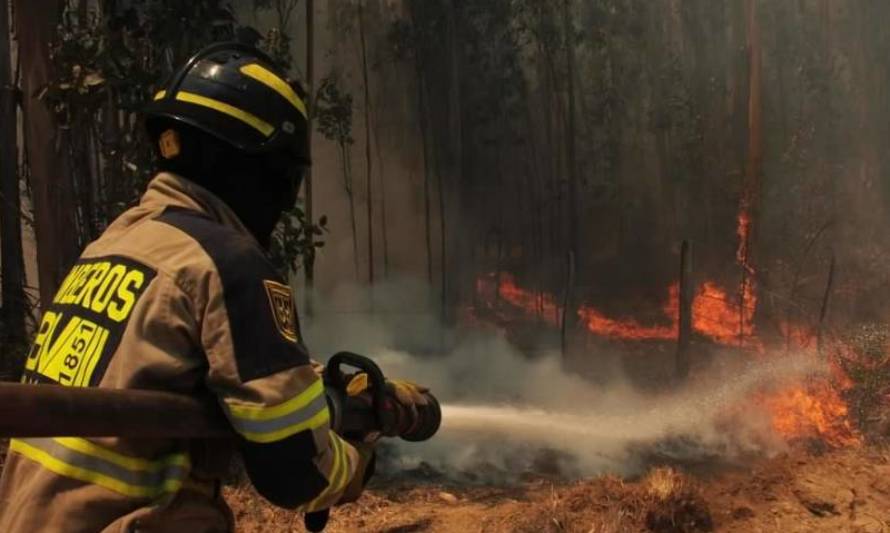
0 42 424 532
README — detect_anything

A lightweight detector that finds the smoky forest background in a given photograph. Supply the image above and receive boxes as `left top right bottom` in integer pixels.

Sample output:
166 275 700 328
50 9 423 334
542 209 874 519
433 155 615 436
2 0 890 396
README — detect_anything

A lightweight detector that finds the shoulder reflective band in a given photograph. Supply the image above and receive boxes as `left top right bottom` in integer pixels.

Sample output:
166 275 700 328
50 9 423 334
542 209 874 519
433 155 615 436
240 63 308 119
222 378 330 443
154 90 166 100
304 432 353 513
175 91 275 137
10 437 190 499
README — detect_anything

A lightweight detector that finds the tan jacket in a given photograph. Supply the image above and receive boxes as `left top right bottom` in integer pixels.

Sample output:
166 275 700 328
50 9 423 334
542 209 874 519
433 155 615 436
0 173 357 532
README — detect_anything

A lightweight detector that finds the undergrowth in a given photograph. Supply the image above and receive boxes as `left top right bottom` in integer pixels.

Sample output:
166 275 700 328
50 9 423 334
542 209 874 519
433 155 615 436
834 323 890 440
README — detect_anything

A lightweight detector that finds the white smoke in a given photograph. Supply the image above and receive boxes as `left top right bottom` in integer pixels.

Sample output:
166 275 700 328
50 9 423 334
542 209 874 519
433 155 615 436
302 279 826 482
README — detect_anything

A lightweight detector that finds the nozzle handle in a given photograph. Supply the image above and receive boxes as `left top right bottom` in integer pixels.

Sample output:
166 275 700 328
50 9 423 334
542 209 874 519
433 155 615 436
323 352 387 429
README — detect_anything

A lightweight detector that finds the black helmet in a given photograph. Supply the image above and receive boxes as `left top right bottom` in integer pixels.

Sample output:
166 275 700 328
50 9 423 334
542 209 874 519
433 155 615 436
144 42 310 164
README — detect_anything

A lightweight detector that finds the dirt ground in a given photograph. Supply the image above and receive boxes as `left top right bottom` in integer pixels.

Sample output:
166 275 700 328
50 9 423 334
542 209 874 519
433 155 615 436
226 443 890 533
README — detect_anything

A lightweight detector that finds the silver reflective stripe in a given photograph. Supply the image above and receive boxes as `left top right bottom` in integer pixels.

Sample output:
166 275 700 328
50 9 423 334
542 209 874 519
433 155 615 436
14 438 189 498
226 391 328 436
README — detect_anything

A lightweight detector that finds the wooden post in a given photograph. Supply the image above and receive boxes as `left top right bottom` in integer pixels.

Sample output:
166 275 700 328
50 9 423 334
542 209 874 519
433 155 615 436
677 240 693 379
817 254 836 356
561 250 575 360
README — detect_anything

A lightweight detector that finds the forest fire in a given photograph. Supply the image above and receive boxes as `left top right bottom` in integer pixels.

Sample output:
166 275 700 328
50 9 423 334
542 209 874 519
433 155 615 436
478 274 756 347
470 184 863 450
474 272 860 448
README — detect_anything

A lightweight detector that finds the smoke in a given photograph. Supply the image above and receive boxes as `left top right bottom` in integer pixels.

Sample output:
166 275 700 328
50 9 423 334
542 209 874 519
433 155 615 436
303 279 827 483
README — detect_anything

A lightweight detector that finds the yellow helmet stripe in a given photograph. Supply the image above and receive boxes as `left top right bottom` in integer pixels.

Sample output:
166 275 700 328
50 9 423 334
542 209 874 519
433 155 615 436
240 63 308 119
175 91 274 137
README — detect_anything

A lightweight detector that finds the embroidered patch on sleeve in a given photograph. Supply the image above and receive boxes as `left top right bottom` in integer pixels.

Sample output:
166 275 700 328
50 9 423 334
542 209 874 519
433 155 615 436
263 280 298 343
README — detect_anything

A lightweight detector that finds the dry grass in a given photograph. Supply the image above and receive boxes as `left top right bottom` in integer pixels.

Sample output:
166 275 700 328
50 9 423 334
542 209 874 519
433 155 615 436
644 467 688 502
220 445 890 532
638 467 713 533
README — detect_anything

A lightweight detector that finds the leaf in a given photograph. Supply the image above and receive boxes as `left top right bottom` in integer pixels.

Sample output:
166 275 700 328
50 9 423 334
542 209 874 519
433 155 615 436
84 72 105 87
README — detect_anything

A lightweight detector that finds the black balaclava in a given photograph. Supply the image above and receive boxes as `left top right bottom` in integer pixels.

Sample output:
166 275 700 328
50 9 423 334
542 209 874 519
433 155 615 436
154 122 305 249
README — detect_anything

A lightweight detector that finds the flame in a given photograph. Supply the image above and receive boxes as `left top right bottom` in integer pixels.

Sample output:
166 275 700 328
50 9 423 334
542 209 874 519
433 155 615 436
479 274 758 346
762 380 861 447
578 307 677 341
495 275 560 324
692 281 757 345
758 329 863 447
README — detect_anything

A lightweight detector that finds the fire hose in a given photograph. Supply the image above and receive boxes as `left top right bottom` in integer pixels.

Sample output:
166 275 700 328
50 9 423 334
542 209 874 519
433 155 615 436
0 352 441 531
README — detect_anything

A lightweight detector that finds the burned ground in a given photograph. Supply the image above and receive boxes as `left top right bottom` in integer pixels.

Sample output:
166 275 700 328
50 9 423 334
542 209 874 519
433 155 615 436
227 443 890 532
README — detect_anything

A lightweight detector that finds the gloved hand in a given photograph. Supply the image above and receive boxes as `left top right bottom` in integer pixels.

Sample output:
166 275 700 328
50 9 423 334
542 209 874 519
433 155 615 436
346 373 430 407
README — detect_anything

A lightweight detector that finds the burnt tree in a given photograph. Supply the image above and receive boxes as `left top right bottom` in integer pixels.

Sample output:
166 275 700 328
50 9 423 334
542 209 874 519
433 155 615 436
15 0 79 307
0 0 26 345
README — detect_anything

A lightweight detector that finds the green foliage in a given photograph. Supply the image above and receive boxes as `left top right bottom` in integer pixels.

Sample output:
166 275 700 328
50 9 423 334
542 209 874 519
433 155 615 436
315 73 355 149
268 205 328 276
463 0 526 133
42 0 324 275
44 1 245 240
252 0 302 69
259 27 294 69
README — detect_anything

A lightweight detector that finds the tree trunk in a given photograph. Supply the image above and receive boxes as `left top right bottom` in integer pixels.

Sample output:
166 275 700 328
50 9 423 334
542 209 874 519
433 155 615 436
416 66 433 286
538 42 558 282
561 250 575 360
372 84 390 280
442 0 462 323
101 90 122 220
303 0 315 315
436 123 446 321
0 0 26 347
744 0 762 219
15 0 79 307
677 240 693 380
738 0 761 339
816 254 836 356
340 142 360 280
358 2 374 290
561 0 579 325
368 33 390 280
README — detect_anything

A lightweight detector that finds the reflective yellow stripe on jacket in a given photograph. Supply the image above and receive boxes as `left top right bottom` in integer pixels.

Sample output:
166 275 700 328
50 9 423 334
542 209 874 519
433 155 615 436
303 431 353 513
222 378 330 443
10 438 190 499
